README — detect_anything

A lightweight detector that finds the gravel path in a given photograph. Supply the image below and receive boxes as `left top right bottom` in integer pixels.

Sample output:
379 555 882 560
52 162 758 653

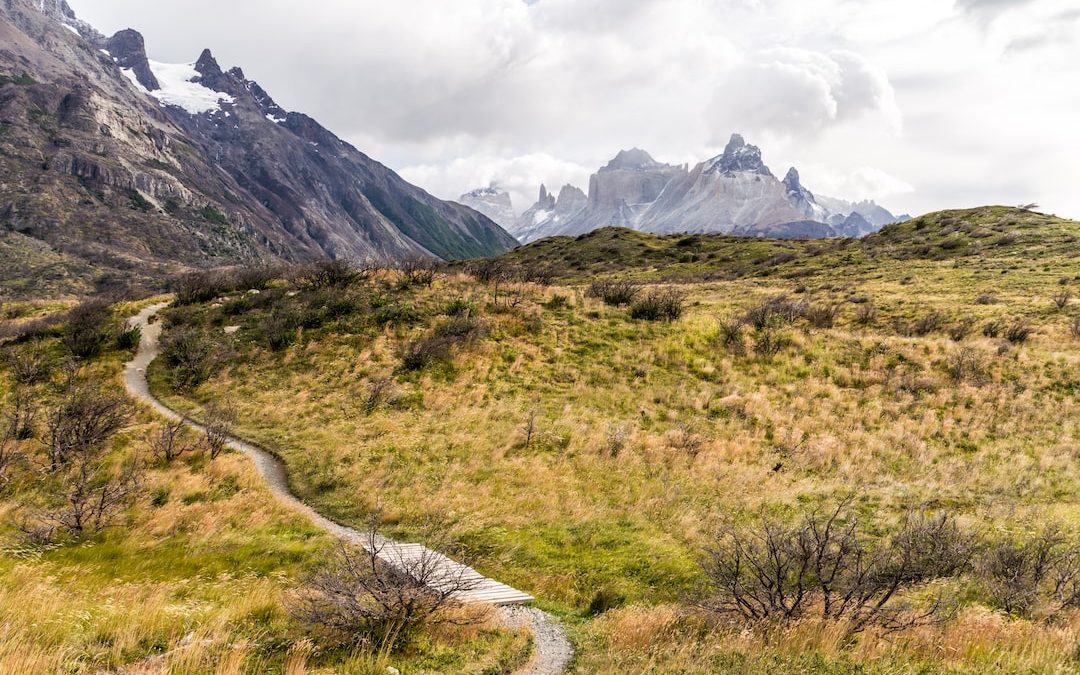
122 302 573 674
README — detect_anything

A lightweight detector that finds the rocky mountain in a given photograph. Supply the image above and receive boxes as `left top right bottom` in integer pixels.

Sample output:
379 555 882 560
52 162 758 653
512 135 904 243
0 0 515 296
458 185 515 231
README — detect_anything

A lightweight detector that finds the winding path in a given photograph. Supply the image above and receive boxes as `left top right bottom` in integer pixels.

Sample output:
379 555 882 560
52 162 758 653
123 302 573 674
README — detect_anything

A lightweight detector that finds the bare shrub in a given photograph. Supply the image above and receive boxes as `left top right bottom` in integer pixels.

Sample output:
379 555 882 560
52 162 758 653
34 449 142 537
173 270 233 305
1005 321 1032 344
0 389 34 484
855 304 877 327
521 409 538 450
982 319 1005 339
743 296 807 330
45 385 130 472
1053 290 1073 310
717 318 745 354
3 346 53 385
752 326 790 358
398 257 439 288
698 504 972 634
1070 315 1080 340
947 347 986 384
203 404 236 460
466 259 507 285
975 293 998 305
948 318 975 342
400 336 453 372
298 259 362 290
363 378 393 416
604 423 630 458
806 304 839 329
148 416 196 463
587 279 641 307
288 516 482 651
630 289 685 322
910 310 947 336
62 299 116 359
975 527 1080 617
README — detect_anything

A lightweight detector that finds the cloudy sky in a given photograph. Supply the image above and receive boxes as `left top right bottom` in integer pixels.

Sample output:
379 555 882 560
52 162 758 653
72 0 1080 219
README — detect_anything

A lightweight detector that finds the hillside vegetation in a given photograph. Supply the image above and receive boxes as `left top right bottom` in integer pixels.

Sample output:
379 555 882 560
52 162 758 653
2 206 1079 673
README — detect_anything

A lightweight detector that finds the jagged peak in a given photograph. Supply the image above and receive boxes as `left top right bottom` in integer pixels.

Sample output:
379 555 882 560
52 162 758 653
195 49 222 78
707 133 773 178
784 167 801 187
603 148 660 171
106 29 159 91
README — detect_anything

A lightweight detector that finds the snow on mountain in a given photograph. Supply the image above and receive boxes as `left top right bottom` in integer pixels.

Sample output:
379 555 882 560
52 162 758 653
510 134 904 243
121 61 234 114
459 185 516 231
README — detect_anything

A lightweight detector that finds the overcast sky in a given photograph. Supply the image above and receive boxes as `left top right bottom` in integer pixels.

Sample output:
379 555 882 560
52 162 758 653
71 0 1080 219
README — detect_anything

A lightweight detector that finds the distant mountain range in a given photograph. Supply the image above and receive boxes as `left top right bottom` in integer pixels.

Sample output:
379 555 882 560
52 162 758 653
461 135 909 244
0 0 514 295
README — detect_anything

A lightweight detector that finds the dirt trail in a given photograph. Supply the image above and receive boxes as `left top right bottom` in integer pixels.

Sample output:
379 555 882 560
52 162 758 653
123 302 573 674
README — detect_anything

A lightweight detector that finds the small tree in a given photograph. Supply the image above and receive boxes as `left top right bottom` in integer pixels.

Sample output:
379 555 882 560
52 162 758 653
39 448 142 536
44 386 130 472
148 416 197 463
1053 290 1073 311
203 404 236 459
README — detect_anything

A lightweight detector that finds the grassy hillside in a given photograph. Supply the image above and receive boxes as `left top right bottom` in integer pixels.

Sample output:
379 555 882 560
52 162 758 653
0 301 529 672
134 207 1080 672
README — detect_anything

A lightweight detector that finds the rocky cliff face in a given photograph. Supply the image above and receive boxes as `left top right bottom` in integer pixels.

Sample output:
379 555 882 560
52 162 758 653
0 0 514 295
459 185 516 231
512 135 903 243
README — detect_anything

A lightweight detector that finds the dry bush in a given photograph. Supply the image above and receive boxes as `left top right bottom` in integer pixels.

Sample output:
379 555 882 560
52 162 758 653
630 289 685 322
752 325 790 358
983 319 1005 339
1004 321 1032 344
743 296 807 330
363 378 393 416
44 385 130 472
948 318 975 342
977 527 1080 618
806 304 839 329
203 404 237 460
587 279 642 307
2 346 52 386
297 259 363 290
910 311 947 337
32 449 142 538
288 517 483 652
946 347 986 384
855 304 877 327
698 503 972 634
400 336 454 372
173 270 234 305
398 257 439 288
148 416 197 463
466 259 508 285
1070 315 1080 340
1053 290 1073 310
717 318 745 354
975 293 998 305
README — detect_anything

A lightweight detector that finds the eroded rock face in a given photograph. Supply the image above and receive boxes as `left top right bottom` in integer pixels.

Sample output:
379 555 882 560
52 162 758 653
106 29 158 90
0 0 515 294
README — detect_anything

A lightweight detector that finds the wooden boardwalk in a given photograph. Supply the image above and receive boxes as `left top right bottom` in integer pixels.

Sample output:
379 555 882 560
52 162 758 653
123 303 534 607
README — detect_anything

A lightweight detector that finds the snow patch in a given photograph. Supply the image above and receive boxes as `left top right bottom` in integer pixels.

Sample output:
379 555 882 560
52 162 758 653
119 68 148 94
533 210 552 225
265 113 286 124
144 61 234 115
61 23 79 36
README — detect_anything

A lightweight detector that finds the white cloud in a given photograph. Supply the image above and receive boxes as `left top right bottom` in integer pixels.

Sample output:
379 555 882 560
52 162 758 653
68 0 1080 220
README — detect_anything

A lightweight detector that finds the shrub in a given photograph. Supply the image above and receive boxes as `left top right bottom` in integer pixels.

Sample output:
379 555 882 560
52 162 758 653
743 296 806 330
62 299 115 358
288 521 482 650
699 503 972 633
400 336 453 371
948 319 974 342
977 527 1080 617
982 319 1005 339
160 327 224 389
1071 315 1080 340
855 304 877 326
975 293 998 305
1053 290 1073 310
806 304 839 329
115 322 142 351
630 289 684 322
1005 321 1032 344
587 279 642 307
298 259 362 290
398 257 439 288
910 310 946 336
717 318 745 354
752 326 790 358
442 298 476 317
947 347 986 384
173 270 235 306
